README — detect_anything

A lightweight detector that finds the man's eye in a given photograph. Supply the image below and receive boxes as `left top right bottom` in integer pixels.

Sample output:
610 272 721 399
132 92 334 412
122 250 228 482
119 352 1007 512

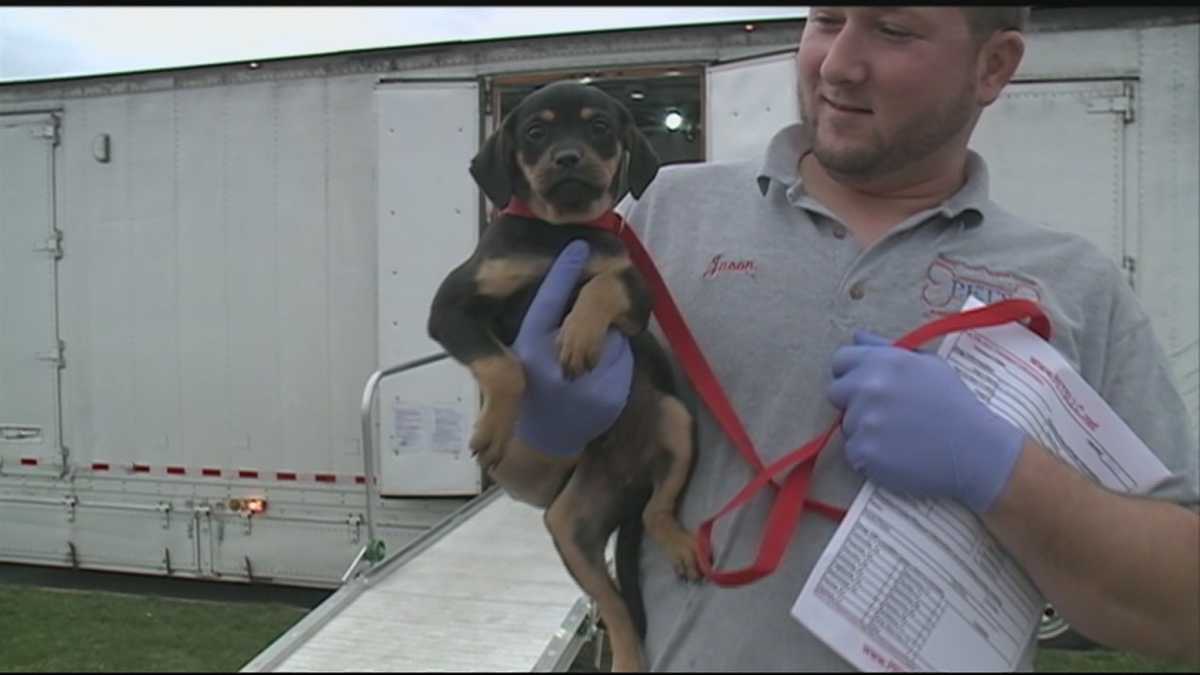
526 125 546 141
811 14 842 29
879 24 913 39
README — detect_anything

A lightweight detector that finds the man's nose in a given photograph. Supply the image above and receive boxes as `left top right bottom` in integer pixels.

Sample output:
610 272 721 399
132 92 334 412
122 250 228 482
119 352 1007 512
820 26 868 85
553 148 582 168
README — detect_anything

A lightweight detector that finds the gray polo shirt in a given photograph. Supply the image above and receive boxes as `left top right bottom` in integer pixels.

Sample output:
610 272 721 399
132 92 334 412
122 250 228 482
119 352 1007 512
616 123 1199 672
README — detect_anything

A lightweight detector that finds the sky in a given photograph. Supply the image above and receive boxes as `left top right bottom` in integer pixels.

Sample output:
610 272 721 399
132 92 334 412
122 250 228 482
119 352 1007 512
0 6 809 82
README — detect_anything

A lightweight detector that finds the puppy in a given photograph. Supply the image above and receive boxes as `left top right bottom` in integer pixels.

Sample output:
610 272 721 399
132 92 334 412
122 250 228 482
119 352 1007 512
426 80 700 671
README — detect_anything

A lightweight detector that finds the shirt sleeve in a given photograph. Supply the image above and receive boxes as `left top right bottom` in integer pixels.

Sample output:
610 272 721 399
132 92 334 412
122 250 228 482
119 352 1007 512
1100 279 1200 509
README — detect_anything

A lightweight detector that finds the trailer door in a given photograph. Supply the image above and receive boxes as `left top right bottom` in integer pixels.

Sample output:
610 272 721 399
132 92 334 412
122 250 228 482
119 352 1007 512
375 79 483 496
0 113 62 471
706 50 800 163
970 79 1136 267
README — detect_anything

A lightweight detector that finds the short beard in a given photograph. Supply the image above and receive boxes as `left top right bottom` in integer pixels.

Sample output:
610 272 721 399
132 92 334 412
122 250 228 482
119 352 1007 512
801 81 979 181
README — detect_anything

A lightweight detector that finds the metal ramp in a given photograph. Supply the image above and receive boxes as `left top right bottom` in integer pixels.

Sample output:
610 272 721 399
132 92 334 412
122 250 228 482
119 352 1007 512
241 487 592 672
242 354 595 672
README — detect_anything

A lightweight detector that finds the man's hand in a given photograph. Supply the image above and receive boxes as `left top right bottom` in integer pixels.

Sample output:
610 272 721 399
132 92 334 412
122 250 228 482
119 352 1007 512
826 330 1026 512
513 240 634 456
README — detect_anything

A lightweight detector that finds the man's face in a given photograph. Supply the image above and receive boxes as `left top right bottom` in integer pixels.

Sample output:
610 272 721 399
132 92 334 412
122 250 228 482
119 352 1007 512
796 7 983 179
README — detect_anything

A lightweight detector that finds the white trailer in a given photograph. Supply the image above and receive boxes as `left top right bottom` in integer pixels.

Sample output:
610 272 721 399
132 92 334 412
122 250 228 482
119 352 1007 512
2 7 1196 662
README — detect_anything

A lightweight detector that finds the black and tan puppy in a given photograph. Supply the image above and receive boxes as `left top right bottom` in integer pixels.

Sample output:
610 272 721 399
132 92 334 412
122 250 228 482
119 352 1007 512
426 80 699 671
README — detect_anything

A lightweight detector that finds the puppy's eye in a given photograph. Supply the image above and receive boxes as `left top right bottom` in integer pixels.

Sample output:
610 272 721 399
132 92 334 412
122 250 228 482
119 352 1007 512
526 125 547 141
591 121 611 136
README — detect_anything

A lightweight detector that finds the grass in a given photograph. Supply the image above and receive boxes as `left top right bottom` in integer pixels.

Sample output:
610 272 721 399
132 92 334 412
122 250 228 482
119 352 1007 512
1036 648 1196 673
1 583 1194 672
0 585 307 672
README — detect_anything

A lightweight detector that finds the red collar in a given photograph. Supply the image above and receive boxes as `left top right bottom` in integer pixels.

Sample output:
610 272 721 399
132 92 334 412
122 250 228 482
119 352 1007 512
499 198 625 234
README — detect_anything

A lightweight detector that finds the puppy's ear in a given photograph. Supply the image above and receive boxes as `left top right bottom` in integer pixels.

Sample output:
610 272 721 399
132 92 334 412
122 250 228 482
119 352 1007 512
620 109 660 199
470 113 516 208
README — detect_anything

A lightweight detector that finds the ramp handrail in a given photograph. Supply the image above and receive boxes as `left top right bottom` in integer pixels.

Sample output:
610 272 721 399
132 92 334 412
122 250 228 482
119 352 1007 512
353 351 450 575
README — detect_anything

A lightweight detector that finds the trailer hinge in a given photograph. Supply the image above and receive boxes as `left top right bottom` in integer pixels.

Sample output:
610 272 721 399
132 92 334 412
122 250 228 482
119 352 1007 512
483 78 494 116
192 504 212 539
347 513 363 544
35 229 64 260
241 512 253 535
36 339 66 369
1087 83 1134 124
64 495 78 523
164 547 173 575
1121 255 1137 290
67 541 78 568
32 121 59 145
159 502 173 530
244 556 255 582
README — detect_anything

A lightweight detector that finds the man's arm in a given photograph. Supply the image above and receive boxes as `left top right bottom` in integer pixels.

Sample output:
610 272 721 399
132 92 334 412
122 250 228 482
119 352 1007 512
828 330 1200 665
985 439 1199 664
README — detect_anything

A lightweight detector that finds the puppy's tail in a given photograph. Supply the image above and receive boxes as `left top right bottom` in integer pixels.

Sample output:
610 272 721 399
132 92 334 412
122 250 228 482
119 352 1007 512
615 514 647 640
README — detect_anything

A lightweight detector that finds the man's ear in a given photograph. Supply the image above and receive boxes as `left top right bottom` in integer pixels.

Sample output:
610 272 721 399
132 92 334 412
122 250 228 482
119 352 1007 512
469 112 516 208
620 107 661 199
976 29 1025 107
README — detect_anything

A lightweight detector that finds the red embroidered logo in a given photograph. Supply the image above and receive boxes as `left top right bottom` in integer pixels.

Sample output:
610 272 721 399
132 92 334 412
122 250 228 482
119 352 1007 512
702 254 758 280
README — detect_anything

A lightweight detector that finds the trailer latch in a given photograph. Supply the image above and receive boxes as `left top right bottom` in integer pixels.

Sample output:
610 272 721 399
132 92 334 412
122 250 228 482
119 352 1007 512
158 502 172 530
64 495 78 523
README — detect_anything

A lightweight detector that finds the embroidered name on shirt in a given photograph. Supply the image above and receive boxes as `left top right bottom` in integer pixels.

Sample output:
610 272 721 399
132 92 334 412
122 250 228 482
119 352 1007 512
702 254 758 280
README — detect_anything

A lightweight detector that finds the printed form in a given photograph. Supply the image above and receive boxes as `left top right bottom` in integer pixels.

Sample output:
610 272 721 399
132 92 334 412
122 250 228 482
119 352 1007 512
791 298 1173 672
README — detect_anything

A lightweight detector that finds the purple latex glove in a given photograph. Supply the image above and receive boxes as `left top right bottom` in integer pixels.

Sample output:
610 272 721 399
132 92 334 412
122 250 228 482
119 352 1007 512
513 240 634 456
827 330 1026 513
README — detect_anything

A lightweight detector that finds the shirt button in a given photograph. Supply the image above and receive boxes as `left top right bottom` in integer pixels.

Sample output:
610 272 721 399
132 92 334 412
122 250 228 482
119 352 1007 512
833 225 847 239
849 281 866 300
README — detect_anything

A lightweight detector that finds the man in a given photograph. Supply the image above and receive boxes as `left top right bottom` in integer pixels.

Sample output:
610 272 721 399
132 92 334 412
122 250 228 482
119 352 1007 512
510 6 1200 670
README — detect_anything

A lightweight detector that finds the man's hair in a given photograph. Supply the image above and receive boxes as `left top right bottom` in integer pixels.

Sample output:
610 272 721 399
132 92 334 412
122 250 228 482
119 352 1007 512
962 6 1031 41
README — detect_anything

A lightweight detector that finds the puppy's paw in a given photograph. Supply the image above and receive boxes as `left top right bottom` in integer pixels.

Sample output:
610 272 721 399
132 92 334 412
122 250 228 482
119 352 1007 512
469 400 518 471
666 530 703 583
556 309 607 378
645 511 703 582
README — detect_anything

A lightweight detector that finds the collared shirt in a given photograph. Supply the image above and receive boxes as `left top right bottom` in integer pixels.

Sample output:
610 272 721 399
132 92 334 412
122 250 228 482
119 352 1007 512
616 122 1198 672
755 122 989 227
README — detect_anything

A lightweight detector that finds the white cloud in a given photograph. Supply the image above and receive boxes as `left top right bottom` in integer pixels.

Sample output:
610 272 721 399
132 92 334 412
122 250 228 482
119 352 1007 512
0 7 808 82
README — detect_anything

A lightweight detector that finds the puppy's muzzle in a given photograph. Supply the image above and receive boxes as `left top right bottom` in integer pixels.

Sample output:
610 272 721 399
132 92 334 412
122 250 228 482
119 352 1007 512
553 148 583 169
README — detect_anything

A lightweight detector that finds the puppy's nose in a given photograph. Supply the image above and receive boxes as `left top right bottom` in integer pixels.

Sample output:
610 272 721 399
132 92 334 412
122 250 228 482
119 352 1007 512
553 148 582 168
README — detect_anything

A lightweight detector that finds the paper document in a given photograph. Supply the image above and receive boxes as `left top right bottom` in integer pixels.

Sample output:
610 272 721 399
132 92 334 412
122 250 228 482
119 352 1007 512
791 298 1172 672
390 402 467 456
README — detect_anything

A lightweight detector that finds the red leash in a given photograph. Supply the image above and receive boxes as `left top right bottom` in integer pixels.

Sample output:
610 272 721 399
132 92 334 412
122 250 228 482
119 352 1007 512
499 200 1053 587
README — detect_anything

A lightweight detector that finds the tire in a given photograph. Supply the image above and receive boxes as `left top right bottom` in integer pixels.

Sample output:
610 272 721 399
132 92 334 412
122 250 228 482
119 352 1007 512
1038 603 1099 650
